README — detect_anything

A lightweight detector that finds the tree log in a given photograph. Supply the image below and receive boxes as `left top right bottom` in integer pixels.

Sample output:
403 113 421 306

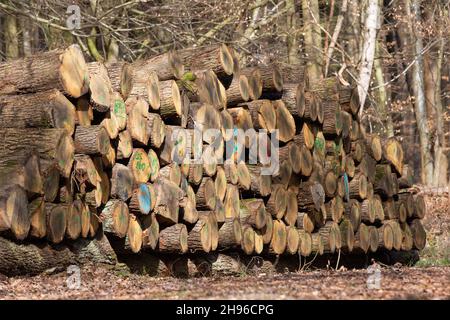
0 44 89 97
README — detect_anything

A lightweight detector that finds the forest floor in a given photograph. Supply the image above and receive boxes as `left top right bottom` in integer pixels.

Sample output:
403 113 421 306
0 189 448 300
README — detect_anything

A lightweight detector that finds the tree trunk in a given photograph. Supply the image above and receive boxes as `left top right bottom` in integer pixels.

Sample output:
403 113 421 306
0 45 89 97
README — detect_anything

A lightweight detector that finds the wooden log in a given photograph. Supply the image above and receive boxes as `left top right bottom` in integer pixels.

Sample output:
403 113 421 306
214 166 227 201
0 184 29 240
285 225 300 254
311 232 324 255
101 142 116 168
109 92 127 130
398 165 414 188
131 50 184 83
0 234 117 276
382 137 404 175
284 189 298 226
128 148 151 184
148 149 160 183
147 113 166 149
239 199 266 230
159 125 191 166
28 197 46 239
224 184 240 218
158 163 182 186
225 74 250 105
374 164 395 197
247 165 272 197
180 44 234 80
241 67 262 100
298 230 312 256
44 203 67 244
344 199 361 232
0 44 89 97
410 219 426 250
368 225 379 252
0 128 74 178
65 200 82 240
236 161 251 190
378 223 394 250
188 163 204 185
0 89 76 134
159 80 182 120
297 180 325 211
181 190 199 224
141 213 160 250
296 212 314 233
158 223 188 254
241 225 255 255
322 100 343 137
394 199 408 223
110 163 133 201
360 199 376 223
75 96 93 126
295 123 316 150
318 223 337 253
261 213 273 244
238 99 276 133
270 219 287 255
372 195 385 221
129 183 156 215
383 220 403 251
153 178 183 225
105 61 133 98
339 219 354 252
259 64 284 95
348 173 367 200
0 151 43 196
354 223 370 253
195 177 216 211
124 214 143 253
323 169 337 198
101 200 129 238
266 184 287 219
73 154 99 188
412 194 426 219
217 218 242 249
400 223 414 251
87 62 113 112
74 125 110 155
273 100 296 142
126 96 149 146
364 134 383 162
188 216 212 253
116 130 133 160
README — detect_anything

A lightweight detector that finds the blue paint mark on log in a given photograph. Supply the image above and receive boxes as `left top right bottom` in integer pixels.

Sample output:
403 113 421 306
138 184 151 214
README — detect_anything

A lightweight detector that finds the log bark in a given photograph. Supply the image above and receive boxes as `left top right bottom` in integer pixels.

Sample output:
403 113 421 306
74 125 110 155
0 89 76 134
0 128 74 178
158 223 188 254
0 44 89 97
87 62 113 112
0 234 116 276
126 96 149 146
101 199 129 238
110 163 133 201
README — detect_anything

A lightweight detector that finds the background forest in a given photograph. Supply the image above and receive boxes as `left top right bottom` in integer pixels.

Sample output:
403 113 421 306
0 0 449 187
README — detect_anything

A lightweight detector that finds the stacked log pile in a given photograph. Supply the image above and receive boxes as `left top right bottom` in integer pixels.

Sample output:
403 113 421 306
0 44 428 276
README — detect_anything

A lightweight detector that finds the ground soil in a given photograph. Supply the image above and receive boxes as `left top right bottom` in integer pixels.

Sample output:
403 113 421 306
0 188 448 300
